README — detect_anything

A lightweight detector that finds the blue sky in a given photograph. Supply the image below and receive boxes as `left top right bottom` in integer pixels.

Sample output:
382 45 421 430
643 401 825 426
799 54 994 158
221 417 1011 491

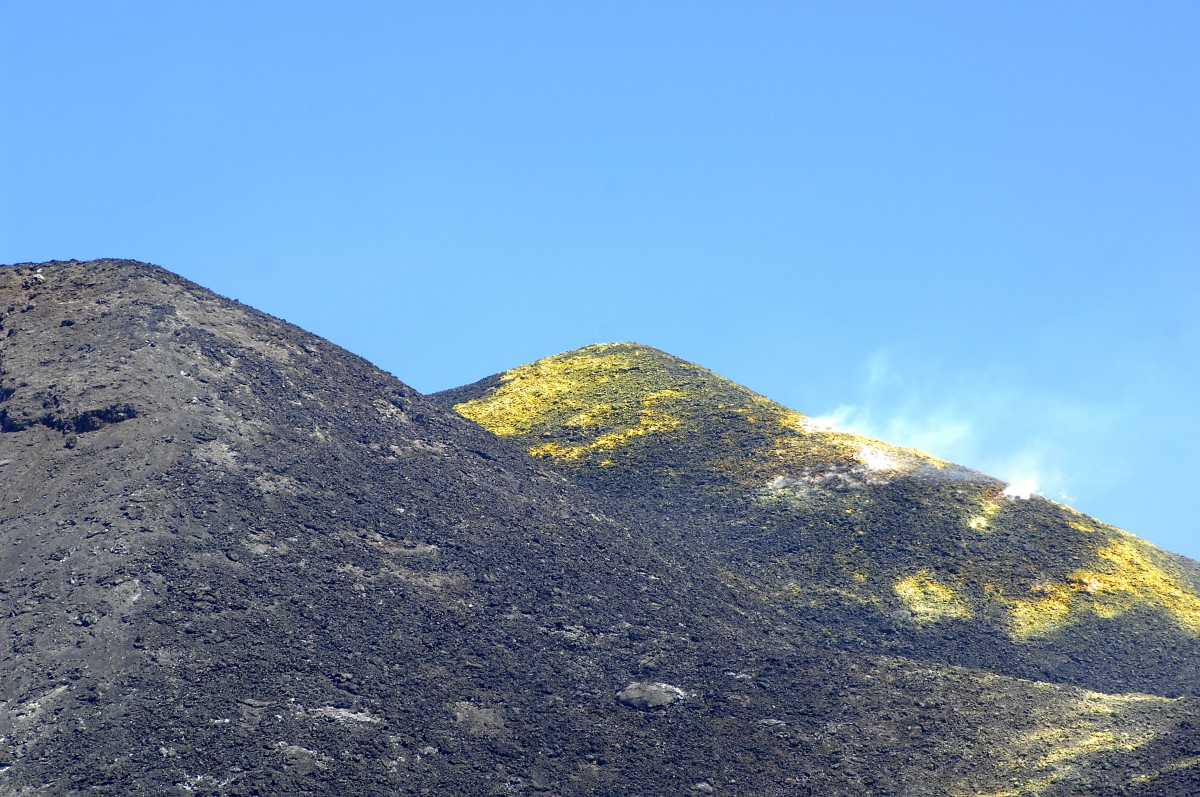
3 3 1197 558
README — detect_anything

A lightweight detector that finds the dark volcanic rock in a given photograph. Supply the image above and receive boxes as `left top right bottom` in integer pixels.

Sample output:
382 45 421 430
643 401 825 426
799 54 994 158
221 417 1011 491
0 260 736 795
2 261 1199 796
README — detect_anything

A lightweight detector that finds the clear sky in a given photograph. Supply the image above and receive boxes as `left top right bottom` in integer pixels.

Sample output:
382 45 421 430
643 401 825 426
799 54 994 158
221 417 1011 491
3 3 1197 558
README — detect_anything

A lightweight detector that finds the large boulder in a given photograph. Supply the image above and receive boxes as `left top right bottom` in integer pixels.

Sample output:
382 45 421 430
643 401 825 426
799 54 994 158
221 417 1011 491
616 682 687 710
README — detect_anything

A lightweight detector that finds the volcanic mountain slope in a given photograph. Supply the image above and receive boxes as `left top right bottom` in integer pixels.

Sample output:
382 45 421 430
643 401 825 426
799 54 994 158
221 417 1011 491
437 342 1200 791
0 261 1196 797
436 342 1200 696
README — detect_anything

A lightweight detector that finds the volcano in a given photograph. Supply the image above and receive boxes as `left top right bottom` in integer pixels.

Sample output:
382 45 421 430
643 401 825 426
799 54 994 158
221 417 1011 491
2 259 1197 796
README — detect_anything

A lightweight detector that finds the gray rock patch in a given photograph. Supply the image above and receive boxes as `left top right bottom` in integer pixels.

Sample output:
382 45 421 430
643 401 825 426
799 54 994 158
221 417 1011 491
616 681 687 710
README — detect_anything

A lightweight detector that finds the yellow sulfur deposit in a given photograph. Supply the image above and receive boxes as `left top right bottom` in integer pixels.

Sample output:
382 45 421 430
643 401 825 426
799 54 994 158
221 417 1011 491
961 688 1174 797
527 413 682 460
1004 538 1200 639
453 344 653 437
894 570 973 623
453 345 690 459
967 496 1002 531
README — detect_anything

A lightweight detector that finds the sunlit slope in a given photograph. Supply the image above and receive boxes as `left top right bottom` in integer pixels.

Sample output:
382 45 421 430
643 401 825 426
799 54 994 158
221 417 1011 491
439 342 1200 696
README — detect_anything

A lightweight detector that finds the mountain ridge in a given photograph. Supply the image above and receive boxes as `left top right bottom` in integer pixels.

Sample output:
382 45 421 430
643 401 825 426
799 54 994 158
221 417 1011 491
2 260 1198 796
